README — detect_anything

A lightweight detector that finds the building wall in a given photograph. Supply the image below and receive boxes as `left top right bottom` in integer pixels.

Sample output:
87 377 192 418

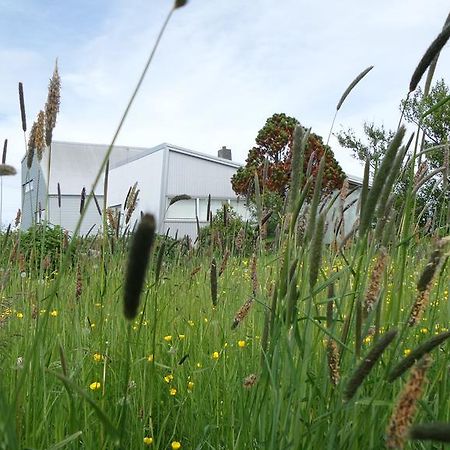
162 150 246 239
21 159 48 229
48 195 103 236
324 187 361 243
108 149 165 231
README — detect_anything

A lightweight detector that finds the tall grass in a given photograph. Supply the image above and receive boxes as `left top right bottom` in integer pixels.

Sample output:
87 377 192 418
1 4 450 450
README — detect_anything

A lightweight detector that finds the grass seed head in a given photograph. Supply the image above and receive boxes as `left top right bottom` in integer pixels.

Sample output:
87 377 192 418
386 355 432 449
344 329 397 401
124 214 156 320
409 23 450 93
45 61 61 147
18 82 27 132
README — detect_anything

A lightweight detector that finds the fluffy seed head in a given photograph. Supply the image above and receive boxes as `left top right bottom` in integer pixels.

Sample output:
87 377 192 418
386 356 432 449
45 61 61 147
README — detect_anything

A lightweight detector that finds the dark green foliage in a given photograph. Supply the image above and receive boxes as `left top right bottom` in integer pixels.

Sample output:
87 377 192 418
198 204 255 253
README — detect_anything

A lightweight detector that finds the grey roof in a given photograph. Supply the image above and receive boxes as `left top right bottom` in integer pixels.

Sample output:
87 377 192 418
41 141 148 195
112 142 243 169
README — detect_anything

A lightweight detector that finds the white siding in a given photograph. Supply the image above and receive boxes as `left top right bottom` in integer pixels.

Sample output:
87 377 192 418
108 149 164 229
48 195 103 236
166 151 237 198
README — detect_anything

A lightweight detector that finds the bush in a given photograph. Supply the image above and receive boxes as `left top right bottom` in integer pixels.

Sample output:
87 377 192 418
198 204 255 254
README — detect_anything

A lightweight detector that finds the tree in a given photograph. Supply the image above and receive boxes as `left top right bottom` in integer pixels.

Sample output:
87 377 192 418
336 122 395 174
231 113 346 198
335 78 450 229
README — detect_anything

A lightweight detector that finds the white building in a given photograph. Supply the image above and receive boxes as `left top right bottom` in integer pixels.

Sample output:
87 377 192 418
21 140 364 241
21 141 249 237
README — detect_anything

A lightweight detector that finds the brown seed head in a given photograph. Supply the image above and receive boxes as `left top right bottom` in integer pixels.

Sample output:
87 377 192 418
386 356 432 449
45 61 61 147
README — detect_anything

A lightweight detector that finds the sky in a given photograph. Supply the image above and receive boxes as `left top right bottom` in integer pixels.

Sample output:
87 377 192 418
0 0 449 226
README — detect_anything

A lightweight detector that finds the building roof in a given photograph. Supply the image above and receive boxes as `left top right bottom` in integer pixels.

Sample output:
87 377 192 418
112 142 242 169
23 140 364 194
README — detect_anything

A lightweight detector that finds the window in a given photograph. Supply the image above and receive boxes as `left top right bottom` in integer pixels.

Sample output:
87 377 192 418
166 198 196 220
23 180 33 193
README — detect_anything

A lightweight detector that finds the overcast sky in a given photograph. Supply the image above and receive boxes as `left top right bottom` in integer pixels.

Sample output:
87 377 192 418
0 0 449 226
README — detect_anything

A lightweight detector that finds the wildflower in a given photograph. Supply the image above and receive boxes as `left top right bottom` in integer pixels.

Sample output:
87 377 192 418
16 312 24 319
90 323 96 328
178 334 185 340
404 349 411 357
50 310 58 317
143 436 153 445
169 388 177 396
93 353 103 362
188 320 194 327
89 381 101 391
187 381 194 390
363 335 373 345
164 374 174 383
171 442 181 449
420 328 429 334
212 351 219 360
164 335 172 342
238 340 246 348
147 354 154 362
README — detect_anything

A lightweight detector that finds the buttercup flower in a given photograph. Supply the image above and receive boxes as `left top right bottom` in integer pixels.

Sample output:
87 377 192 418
89 381 101 391
143 436 153 445
212 351 219 360
50 310 58 317
93 353 102 362
164 335 172 342
238 340 246 348
171 442 181 449
169 388 177 396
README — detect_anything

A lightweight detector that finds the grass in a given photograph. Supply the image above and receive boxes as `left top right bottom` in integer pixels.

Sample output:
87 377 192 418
1 4 450 449
0 226 449 449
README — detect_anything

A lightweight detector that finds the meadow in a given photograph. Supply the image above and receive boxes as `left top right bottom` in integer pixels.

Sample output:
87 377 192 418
1 3 450 449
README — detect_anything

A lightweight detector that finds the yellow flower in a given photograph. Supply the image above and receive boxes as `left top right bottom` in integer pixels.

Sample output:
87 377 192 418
93 353 103 362
16 312 24 319
204 317 208 323
89 381 101 391
147 354 154 362
212 351 219 360
187 381 194 390
143 436 153 445
238 340 246 348
171 442 181 449
178 334 185 340
188 320 194 327
50 310 58 317
420 328 429 334
90 323 96 328
363 336 373 345
164 335 172 342
169 388 177 396
403 349 411 357
164 374 174 383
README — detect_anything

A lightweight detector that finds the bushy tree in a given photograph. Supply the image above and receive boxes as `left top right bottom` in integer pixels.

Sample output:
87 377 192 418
231 113 346 198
